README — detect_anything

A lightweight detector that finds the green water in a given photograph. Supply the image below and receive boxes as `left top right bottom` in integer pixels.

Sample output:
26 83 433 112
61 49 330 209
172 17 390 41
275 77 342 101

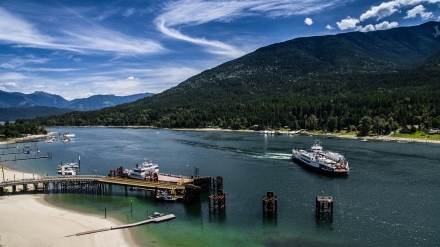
2 127 440 246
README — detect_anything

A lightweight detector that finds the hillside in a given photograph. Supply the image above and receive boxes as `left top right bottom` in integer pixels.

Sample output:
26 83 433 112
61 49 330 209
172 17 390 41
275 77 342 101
31 22 440 132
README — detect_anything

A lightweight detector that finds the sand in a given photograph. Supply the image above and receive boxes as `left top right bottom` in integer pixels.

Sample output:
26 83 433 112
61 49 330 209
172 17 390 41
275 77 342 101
0 167 138 247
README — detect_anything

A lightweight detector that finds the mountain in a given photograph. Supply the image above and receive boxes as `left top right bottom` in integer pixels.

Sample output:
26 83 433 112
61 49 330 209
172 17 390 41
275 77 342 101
66 93 154 111
31 22 440 130
0 91 154 121
0 106 72 121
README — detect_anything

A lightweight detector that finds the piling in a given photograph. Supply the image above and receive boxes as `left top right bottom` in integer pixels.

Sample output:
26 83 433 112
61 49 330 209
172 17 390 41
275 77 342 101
262 191 277 215
316 195 333 217
183 184 201 204
208 189 226 213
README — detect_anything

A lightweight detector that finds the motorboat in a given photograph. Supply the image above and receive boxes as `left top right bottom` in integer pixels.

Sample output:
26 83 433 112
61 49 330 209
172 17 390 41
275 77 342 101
148 212 164 219
156 190 177 202
292 140 349 175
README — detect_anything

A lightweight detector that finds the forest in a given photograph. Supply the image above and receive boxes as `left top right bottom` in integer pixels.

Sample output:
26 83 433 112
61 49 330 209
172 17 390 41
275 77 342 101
19 22 440 136
29 58 440 136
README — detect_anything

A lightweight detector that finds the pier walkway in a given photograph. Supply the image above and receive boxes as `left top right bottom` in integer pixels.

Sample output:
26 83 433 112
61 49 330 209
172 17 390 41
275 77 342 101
0 175 193 195
72 214 176 236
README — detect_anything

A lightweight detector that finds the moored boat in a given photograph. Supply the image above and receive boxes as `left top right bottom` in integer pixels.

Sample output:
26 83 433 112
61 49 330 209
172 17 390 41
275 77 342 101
58 162 79 175
128 158 159 180
156 190 177 201
148 212 164 219
292 140 349 175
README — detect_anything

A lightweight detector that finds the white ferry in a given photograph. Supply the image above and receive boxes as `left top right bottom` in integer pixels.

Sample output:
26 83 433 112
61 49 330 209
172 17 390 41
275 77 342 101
292 140 349 175
128 158 159 180
57 162 79 175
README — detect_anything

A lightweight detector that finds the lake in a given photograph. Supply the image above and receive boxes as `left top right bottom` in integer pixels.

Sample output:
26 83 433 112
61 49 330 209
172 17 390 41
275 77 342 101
1 127 439 246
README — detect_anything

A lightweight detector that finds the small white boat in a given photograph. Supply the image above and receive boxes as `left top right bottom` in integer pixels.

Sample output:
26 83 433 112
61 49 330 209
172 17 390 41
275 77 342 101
361 138 368 142
148 212 164 219
63 132 75 138
156 190 177 202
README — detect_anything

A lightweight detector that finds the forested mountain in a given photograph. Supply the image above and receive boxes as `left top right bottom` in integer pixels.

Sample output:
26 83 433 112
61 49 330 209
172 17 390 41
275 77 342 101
31 22 440 134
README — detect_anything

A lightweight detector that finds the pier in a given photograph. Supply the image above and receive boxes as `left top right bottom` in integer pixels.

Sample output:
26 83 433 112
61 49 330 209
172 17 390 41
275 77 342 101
73 214 176 236
0 174 195 198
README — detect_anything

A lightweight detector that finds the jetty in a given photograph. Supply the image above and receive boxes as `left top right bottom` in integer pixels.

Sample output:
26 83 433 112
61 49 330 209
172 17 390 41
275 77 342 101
73 214 176 236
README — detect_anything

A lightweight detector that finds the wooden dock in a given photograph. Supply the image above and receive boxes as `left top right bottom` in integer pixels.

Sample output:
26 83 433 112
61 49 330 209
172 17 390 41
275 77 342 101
73 214 176 236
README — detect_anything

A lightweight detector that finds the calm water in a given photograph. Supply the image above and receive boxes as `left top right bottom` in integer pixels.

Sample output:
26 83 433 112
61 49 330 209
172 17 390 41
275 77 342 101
1 127 439 246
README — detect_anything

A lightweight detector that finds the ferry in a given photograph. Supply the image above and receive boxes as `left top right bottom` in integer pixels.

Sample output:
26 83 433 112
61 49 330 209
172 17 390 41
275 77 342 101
128 158 159 180
292 140 349 175
58 162 79 175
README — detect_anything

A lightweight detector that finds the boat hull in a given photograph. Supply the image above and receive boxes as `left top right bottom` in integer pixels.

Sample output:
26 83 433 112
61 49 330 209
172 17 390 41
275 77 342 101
292 155 349 176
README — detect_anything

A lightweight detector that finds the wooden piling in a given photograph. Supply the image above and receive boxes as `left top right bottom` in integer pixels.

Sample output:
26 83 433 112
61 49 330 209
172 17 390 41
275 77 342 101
263 191 277 215
183 184 201 204
316 195 333 217
208 189 226 213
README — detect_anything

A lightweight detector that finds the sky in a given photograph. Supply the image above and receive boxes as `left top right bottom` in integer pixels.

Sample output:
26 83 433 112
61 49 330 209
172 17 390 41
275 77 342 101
0 0 439 100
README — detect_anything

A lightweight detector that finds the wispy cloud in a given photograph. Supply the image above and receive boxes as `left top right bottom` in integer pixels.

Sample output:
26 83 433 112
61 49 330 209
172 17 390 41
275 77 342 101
155 0 352 58
156 18 246 58
0 7 165 56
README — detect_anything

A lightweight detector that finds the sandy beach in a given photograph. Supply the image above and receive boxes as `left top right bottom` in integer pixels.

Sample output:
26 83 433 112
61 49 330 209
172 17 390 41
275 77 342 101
0 167 138 247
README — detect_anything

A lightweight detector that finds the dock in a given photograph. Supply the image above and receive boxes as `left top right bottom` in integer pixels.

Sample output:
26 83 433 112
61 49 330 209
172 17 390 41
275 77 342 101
74 214 176 236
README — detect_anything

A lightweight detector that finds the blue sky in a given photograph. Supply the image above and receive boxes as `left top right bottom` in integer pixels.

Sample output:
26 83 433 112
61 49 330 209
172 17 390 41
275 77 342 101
0 0 439 100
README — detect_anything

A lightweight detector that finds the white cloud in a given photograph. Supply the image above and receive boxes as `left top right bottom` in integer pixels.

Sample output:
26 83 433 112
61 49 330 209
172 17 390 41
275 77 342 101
356 24 376 32
0 7 165 56
375 21 399 30
336 17 360 30
156 18 246 58
305 18 313 25
360 1 399 21
404 5 434 19
360 0 440 21
126 76 138 80
123 8 135 17
0 56 49 69
326 24 335 30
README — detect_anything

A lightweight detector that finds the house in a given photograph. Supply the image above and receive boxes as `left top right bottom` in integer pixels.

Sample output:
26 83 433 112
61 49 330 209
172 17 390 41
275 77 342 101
428 128 440 134
400 125 419 133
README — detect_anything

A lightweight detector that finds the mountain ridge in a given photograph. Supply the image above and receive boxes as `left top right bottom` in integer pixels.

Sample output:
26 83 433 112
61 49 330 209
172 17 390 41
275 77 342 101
26 21 440 130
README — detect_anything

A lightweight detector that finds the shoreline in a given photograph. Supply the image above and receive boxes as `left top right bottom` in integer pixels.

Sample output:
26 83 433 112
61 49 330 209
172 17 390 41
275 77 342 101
0 166 140 247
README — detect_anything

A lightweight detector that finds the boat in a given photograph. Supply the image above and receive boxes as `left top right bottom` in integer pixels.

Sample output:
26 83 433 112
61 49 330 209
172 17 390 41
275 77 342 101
58 162 79 175
292 140 349 175
148 212 164 219
63 132 75 138
361 138 368 142
156 190 177 202
128 158 159 180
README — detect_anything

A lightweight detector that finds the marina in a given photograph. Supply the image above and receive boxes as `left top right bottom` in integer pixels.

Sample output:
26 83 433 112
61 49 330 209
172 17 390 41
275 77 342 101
1 127 439 246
